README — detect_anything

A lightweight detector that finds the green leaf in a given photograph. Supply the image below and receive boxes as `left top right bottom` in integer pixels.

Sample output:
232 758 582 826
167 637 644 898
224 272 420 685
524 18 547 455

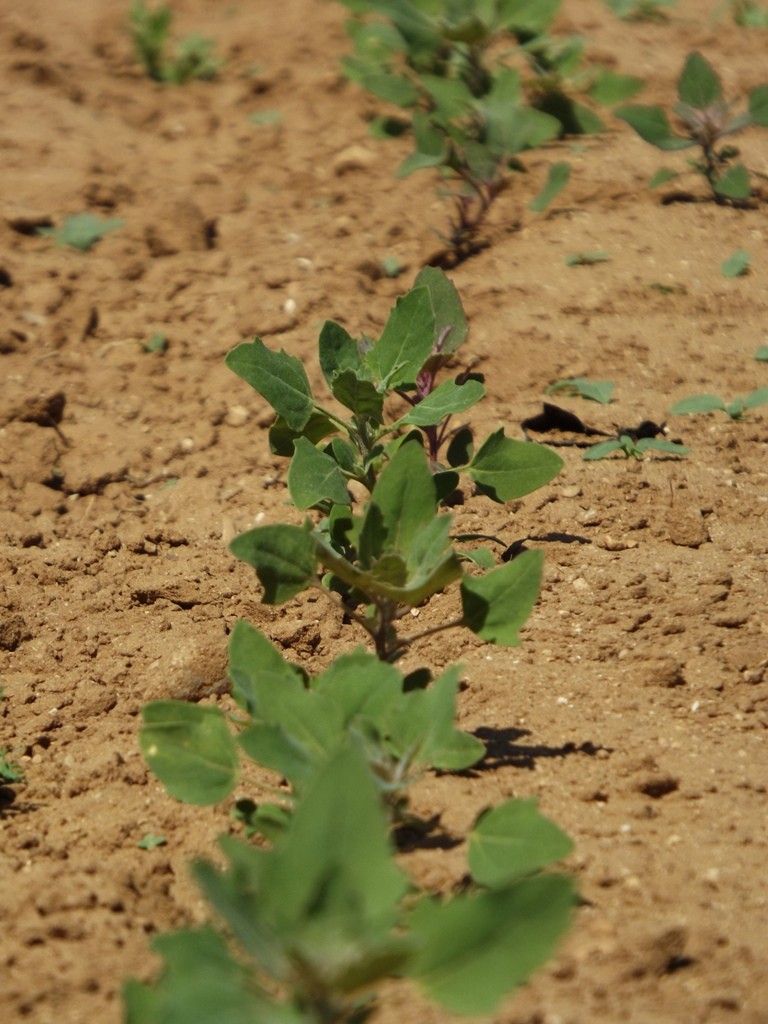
635 438 690 456
564 251 612 266
749 84 768 127
331 369 384 421
460 549 543 645
678 51 722 108
721 249 751 277
287 437 351 510
225 339 314 432
614 105 692 150
359 441 437 564
755 345 768 362
588 69 644 105
123 926 297 1024
229 523 317 603
37 212 123 251
528 161 570 213
228 620 305 719
546 376 615 403
744 385 768 409
365 286 436 389
318 319 363 387
648 167 679 188
413 266 469 356
140 702 239 805
467 430 563 502
582 438 623 460
396 379 485 426
714 164 751 200
267 411 338 458
358 71 420 107
468 799 574 887
137 833 167 850
668 394 727 415
405 875 574 1014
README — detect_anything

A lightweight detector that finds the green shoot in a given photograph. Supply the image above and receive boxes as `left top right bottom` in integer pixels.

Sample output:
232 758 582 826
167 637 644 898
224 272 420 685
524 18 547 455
37 213 123 252
130 0 221 84
721 250 751 277
669 388 768 419
584 434 690 460
546 377 615 404
615 52 768 203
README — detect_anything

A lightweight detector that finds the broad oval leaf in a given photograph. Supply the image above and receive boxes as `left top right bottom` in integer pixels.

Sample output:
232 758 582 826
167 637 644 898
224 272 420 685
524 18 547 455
468 799 574 887
140 702 238 805
226 339 314 432
714 164 751 201
404 875 574 1015
467 429 563 502
229 523 317 603
228 619 305 718
287 437 351 510
668 394 727 415
460 549 543 646
318 320 361 387
678 51 722 108
365 286 436 389
414 266 469 356
614 105 691 150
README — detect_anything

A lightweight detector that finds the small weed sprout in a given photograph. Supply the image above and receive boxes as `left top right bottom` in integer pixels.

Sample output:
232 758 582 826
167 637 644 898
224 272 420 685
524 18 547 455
37 213 123 252
669 388 768 419
615 52 768 203
584 434 690 460
0 747 24 784
603 0 677 21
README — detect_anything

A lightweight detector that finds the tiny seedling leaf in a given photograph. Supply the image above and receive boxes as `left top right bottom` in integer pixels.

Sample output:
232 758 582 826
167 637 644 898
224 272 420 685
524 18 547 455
721 249 751 277
564 252 611 266
755 345 768 362
668 394 727 415
750 84 768 127
138 833 168 850
38 213 123 252
528 162 571 214
744 385 768 409
140 702 239 805
546 377 615 404
648 167 679 188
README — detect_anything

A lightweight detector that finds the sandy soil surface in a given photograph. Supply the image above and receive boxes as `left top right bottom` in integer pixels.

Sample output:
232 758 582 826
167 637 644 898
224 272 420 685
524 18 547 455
1 1 767 1022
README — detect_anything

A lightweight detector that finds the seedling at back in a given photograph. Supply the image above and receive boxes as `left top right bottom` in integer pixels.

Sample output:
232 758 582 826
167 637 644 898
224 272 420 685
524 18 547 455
615 52 768 203
583 434 690 460
129 0 221 84
37 213 123 252
547 377 615 404
669 388 768 419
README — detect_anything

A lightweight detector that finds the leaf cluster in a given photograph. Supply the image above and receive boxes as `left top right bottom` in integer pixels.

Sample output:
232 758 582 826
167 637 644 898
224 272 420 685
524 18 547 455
225 269 561 661
125 744 574 1024
129 0 221 84
141 620 486 824
339 1 640 260
615 51 768 203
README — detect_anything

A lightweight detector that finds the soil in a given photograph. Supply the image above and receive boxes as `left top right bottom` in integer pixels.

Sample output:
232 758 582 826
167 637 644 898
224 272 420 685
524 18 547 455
1 1 767 1022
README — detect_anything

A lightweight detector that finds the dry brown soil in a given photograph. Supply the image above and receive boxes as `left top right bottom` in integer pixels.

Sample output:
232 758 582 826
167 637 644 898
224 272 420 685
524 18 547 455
1 1 767 1022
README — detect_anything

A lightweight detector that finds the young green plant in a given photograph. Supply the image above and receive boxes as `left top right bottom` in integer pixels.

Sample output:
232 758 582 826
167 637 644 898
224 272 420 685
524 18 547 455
669 387 768 419
37 213 123 252
615 51 768 203
225 268 562 661
129 0 221 84
125 744 574 1024
583 434 690 460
